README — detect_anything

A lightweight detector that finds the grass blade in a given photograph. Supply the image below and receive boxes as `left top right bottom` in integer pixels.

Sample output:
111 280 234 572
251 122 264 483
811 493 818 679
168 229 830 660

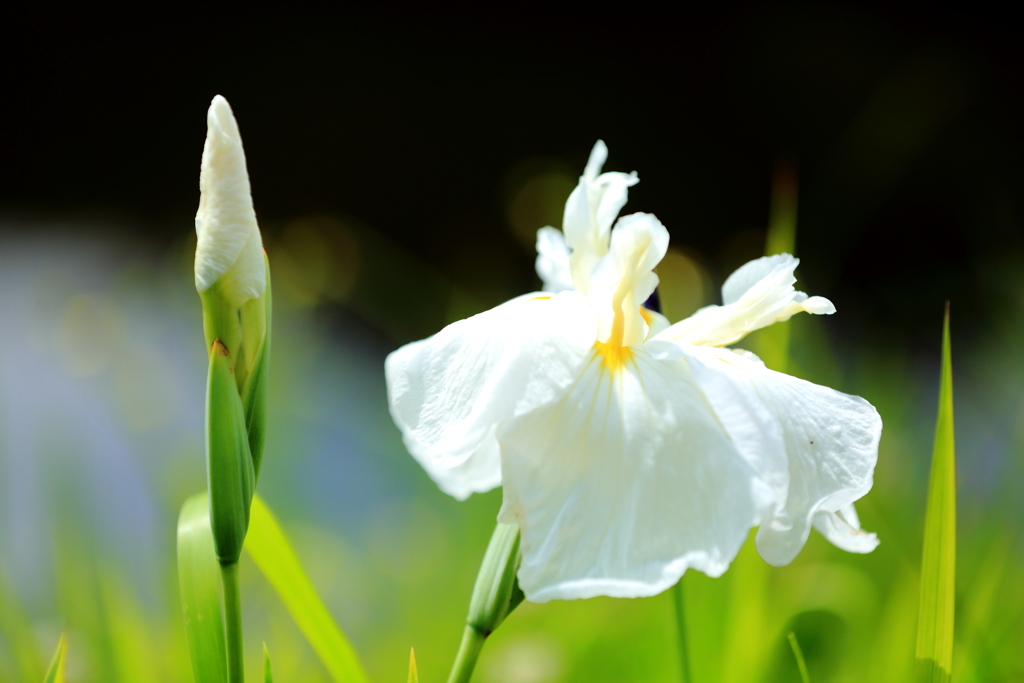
787 632 811 683
42 635 66 683
245 495 369 683
766 159 798 258
915 305 957 683
177 493 228 683
263 644 274 683
408 648 419 683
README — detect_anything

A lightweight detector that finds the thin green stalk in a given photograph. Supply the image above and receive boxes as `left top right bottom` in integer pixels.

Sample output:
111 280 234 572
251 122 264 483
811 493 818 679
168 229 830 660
673 579 691 683
915 305 957 683
446 625 486 683
760 159 798 373
221 562 245 683
787 632 810 683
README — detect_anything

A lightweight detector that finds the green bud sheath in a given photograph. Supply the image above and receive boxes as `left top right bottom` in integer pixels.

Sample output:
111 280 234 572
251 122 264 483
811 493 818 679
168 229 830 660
200 283 243 362
241 255 272 481
467 522 523 636
207 340 256 564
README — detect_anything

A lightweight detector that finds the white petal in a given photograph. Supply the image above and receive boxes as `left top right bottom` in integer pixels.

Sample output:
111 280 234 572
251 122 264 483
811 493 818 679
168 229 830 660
588 213 669 346
562 141 639 293
685 347 789 523
641 308 671 340
812 504 879 553
535 227 574 293
583 139 608 182
720 253 793 305
688 350 881 565
561 181 592 267
194 95 266 306
658 254 833 348
385 292 597 500
498 345 771 602
593 170 639 243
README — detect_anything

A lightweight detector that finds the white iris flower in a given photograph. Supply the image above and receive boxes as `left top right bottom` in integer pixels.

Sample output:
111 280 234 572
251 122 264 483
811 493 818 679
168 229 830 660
386 142 880 603
195 95 266 306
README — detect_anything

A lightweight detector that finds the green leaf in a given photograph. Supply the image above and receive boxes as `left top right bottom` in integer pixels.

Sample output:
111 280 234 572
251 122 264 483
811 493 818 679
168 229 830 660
241 257 272 481
177 493 228 683
42 634 66 683
207 342 256 564
787 631 811 683
263 644 274 683
245 495 369 683
408 648 418 683
915 305 957 683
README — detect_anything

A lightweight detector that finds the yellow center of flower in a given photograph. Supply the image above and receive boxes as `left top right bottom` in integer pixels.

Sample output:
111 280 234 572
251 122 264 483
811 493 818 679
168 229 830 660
595 340 633 372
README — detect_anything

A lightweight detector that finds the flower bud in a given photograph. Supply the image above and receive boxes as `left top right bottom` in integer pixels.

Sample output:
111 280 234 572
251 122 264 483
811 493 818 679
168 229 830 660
193 97 272 493
195 95 266 309
466 523 524 636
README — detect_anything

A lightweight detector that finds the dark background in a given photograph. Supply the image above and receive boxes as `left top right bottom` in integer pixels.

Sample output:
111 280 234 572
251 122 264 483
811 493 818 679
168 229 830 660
2 2 1023 351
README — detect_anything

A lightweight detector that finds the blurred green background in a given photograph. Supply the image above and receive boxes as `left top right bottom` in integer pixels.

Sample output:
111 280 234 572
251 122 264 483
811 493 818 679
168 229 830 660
1 3 1022 682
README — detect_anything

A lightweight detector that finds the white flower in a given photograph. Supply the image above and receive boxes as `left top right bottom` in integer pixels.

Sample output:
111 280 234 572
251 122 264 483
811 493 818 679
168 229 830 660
535 140 637 294
194 95 266 307
386 142 880 602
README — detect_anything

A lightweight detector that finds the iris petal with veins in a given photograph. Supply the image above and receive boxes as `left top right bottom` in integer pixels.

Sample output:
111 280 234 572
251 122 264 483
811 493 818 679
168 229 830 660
386 142 880 602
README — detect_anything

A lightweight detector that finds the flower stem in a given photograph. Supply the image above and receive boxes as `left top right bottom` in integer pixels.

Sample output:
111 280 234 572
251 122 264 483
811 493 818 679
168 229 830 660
445 625 486 683
221 561 245 683
673 578 692 683
788 631 811 683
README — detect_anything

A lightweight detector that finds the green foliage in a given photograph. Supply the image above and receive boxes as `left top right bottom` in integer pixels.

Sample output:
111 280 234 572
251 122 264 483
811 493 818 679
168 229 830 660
207 342 256 565
408 649 418 683
915 307 957 682
102 570 161 682
0 576 45 681
245 495 369 683
42 635 66 683
11 230 1024 683
177 493 228 683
